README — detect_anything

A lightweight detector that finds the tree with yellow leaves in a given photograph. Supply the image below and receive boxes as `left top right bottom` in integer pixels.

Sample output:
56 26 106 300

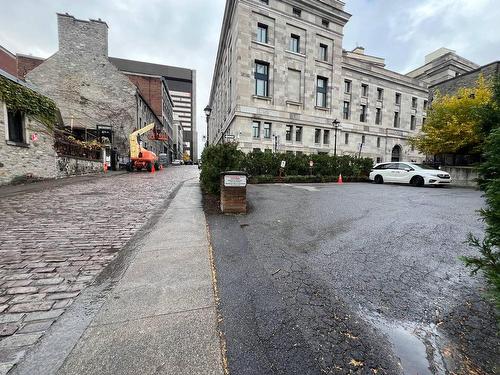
410 76 493 155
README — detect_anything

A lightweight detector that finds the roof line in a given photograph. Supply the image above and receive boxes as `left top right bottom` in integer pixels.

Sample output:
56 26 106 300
429 60 500 88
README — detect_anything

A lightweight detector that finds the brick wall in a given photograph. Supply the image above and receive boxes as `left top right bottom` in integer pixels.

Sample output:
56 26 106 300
125 74 162 118
17 55 44 80
0 47 17 77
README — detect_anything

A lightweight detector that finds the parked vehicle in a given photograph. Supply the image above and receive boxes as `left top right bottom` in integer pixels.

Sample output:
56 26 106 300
172 159 182 166
369 162 452 187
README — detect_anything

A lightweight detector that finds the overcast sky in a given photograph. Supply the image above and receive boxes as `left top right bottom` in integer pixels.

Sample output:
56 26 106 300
1 0 499 156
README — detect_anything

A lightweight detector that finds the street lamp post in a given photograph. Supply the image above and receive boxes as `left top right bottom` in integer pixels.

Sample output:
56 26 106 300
204 105 212 146
332 118 340 157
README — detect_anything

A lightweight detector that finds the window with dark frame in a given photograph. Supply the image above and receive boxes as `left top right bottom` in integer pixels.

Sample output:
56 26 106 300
322 19 329 28
323 129 330 144
344 80 351 93
286 125 293 141
252 121 261 138
343 101 350 120
295 126 303 142
422 117 426 126
377 88 384 100
377 137 381 148
290 34 300 53
316 76 328 108
375 108 382 125
423 100 428 110
260 0 269 4
395 93 401 105
344 133 349 145
264 122 272 138
361 135 365 144
7 109 24 143
257 23 268 43
315 129 321 144
255 61 269 97
319 44 328 61
394 112 400 128
412 97 418 108
410 115 416 130
360 104 367 122
361 84 369 97
293 7 301 17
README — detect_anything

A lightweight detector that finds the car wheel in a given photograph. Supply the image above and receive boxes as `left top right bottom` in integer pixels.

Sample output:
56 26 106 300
374 175 384 184
411 176 424 187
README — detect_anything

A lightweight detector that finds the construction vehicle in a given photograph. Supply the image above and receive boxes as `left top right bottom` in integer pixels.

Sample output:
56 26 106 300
127 123 161 172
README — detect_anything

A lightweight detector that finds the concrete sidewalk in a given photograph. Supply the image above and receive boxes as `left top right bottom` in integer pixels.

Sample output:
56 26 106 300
15 179 224 375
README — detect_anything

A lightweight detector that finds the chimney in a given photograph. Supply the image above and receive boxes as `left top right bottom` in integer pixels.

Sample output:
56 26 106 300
56 13 109 57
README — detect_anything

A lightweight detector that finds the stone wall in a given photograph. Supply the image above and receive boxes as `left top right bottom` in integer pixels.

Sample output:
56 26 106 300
56 156 103 178
441 166 479 187
0 101 58 185
430 62 500 97
26 14 138 158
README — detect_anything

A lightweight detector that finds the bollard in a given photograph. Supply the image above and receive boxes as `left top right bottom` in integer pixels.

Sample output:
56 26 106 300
220 171 247 214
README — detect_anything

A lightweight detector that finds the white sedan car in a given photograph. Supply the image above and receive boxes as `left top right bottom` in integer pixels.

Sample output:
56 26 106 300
369 162 452 187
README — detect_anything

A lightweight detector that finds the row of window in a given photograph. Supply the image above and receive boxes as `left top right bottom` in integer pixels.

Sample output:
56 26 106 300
255 61 330 107
256 23 330 62
342 101 425 129
254 61 427 129
258 0 330 28
344 80 428 110
252 121 393 148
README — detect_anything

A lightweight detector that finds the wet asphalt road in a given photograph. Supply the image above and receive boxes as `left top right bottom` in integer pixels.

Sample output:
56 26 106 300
207 183 498 375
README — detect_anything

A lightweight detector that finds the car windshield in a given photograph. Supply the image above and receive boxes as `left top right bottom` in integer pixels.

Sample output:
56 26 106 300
414 164 437 170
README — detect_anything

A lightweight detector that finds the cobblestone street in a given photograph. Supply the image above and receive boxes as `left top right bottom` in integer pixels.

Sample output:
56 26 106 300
0 166 199 374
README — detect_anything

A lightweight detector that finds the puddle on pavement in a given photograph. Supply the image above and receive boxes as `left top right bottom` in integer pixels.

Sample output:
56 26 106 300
364 313 449 375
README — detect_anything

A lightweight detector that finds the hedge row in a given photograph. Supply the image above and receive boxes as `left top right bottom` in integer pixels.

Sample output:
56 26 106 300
200 143 374 194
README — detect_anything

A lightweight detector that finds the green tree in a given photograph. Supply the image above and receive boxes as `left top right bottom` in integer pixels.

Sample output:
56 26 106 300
461 75 500 312
410 76 492 155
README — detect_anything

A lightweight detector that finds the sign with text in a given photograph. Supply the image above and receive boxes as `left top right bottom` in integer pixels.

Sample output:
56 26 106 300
224 174 247 187
280 160 286 168
309 160 314 168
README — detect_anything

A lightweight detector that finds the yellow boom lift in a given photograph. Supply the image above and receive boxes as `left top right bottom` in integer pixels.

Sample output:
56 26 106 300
127 123 160 172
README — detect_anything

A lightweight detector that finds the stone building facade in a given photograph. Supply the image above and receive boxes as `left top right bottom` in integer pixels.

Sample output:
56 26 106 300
0 70 58 185
25 13 167 163
207 0 480 163
406 48 479 86
429 61 500 97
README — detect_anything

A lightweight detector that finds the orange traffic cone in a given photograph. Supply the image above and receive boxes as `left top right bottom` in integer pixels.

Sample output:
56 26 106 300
103 163 108 173
151 164 155 174
337 174 343 184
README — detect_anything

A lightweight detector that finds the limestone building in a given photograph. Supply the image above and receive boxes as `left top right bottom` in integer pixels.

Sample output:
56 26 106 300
25 14 168 166
207 0 477 163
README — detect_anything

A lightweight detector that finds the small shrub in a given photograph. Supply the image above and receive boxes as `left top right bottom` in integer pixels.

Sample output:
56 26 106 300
200 143 244 194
